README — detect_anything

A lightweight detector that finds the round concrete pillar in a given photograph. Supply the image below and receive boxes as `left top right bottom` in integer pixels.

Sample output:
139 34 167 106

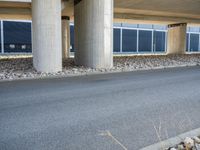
62 16 70 59
32 0 62 73
74 0 113 69
167 23 187 54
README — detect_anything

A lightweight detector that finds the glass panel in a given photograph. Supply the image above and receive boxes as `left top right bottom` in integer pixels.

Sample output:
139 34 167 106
122 29 137 52
70 25 75 52
190 34 199 52
139 30 152 52
186 33 189 52
4 21 32 53
138 24 153 29
187 27 190 32
114 23 122 27
122 23 137 28
153 25 167 30
189 26 200 32
153 31 166 52
113 28 121 52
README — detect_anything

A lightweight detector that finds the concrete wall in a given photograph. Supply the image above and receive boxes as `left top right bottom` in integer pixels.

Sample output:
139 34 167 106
74 0 113 69
167 23 187 54
32 0 62 72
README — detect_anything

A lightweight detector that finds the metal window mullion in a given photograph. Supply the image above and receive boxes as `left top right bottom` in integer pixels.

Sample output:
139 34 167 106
1 21 4 54
188 31 200 34
152 30 154 53
198 33 200 51
137 29 139 53
165 31 167 53
3 19 31 23
188 33 191 52
120 28 123 53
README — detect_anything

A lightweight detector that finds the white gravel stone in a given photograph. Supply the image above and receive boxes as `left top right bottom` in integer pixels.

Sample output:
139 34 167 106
169 148 177 150
193 136 200 144
177 144 184 150
184 137 195 149
0 54 200 81
195 144 200 150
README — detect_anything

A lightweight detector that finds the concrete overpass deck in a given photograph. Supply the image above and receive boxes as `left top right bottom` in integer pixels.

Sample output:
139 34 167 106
0 0 200 25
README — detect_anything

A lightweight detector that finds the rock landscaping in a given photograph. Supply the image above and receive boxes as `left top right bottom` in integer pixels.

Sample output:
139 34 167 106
0 54 200 81
168 136 200 150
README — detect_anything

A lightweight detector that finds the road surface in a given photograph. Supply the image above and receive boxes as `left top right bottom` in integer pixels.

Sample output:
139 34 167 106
1 67 200 150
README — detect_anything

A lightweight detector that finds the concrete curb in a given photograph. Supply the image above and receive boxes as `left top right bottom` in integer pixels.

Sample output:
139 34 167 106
140 128 200 150
0 64 198 83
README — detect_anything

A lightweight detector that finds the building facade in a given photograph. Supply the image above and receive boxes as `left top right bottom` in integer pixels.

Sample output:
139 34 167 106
0 20 200 55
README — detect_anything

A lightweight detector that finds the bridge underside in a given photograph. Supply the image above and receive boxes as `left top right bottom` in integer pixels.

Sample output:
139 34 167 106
0 0 200 72
0 0 200 25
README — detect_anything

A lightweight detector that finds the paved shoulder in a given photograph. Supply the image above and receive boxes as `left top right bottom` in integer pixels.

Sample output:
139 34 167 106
0 67 200 150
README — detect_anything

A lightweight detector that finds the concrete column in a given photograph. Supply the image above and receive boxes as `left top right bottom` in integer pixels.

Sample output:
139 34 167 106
74 0 113 68
62 16 70 59
32 0 62 73
167 23 187 54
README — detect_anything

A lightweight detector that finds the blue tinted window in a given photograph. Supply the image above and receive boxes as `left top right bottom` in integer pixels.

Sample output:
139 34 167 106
186 33 189 52
122 29 137 52
139 30 152 52
190 34 199 52
153 31 166 52
113 28 121 52
70 25 74 52
4 21 32 53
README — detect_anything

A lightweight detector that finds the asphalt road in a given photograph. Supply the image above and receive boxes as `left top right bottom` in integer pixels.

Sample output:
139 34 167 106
1 67 200 150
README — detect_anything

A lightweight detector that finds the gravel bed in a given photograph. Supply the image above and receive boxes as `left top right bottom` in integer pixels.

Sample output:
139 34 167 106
168 136 200 150
1 54 200 81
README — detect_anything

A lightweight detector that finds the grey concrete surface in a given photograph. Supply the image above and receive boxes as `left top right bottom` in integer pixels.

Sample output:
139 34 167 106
1 0 200 25
74 0 113 69
140 128 200 150
167 23 187 55
32 0 62 73
0 67 200 150
62 17 70 59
